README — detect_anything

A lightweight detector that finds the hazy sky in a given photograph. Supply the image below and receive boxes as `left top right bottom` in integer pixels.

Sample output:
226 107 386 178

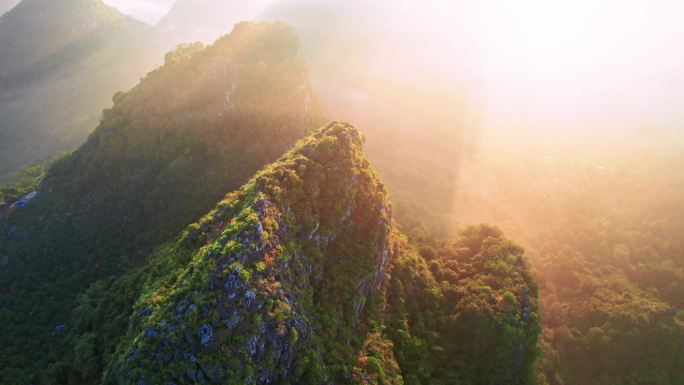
101 0 684 138
477 0 684 136
103 0 174 24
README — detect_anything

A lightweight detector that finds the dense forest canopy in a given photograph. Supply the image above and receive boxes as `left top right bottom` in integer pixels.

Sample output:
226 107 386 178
449 137 684 385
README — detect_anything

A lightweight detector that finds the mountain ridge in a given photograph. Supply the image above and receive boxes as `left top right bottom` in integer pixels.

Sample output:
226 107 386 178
104 121 393 384
155 0 272 46
60 121 540 385
0 21 321 384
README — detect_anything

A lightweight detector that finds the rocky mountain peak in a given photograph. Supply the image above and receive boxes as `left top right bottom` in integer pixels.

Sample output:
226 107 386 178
107 121 392 384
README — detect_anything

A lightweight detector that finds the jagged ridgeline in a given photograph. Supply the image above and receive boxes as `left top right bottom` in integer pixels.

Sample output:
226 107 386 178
79 123 539 385
0 21 319 384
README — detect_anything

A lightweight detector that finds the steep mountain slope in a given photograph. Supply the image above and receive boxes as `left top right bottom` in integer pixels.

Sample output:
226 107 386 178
0 21 319 384
0 0 157 180
156 0 272 47
51 123 539 384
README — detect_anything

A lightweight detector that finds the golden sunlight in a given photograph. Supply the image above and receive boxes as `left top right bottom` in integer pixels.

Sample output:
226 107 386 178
1 1 683 383
475 0 684 136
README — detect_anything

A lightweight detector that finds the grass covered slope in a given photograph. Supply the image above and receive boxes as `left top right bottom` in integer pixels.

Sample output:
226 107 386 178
0 21 319 384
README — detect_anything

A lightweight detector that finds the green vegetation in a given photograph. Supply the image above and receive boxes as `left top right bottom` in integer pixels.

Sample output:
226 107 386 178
83 123 537 385
0 21 319 384
0 158 57 206
155 0 272 48
451 146 684 385
0 3 679 385
0 0 157 180
100 122 392 384
0 119 540 384
0 0 124 81
265 0 468 238
530 154 684 385
386 225 540 385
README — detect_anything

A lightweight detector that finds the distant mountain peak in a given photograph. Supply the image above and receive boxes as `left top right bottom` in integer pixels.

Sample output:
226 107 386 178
156 0 273 46
0 0 139 80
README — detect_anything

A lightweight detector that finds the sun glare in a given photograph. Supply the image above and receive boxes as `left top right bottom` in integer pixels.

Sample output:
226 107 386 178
483 0 645 70
471 0 684 136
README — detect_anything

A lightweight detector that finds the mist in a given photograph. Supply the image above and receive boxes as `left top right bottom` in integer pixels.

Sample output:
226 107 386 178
87 0 684 236
1 1 683 383
103 0 174 24
96 0 684 152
